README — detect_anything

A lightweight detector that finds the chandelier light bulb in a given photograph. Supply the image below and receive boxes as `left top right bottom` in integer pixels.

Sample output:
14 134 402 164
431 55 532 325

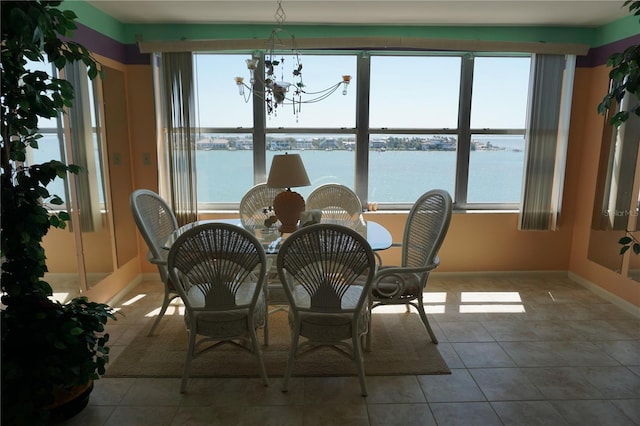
342 75 351 95
246 58 259 70
246 58 259 84
235 77 245 95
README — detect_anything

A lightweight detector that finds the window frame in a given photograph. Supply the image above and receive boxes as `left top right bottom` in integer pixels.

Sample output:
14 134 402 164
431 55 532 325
191 50 530 212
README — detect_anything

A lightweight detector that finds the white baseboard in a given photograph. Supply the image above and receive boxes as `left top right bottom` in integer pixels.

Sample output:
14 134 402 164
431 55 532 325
568 272 640 319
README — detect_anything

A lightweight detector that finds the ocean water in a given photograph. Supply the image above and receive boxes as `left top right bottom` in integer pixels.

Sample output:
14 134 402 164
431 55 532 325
31 134 525 205
196 148 524 204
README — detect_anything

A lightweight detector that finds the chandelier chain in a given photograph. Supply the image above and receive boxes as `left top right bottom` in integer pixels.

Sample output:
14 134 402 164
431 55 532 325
274 0 286 27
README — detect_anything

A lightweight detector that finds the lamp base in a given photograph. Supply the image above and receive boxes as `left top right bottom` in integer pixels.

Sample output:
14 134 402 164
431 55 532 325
273 189 306 233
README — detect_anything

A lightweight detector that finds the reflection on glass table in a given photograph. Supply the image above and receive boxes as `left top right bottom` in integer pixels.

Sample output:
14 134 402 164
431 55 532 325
164 218 392 254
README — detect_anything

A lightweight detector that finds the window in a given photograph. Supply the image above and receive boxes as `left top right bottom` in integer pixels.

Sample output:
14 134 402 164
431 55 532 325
25 60 107 212
185 51 532 210
467 56 530 205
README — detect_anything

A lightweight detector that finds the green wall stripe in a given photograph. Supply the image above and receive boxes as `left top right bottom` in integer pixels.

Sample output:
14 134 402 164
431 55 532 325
66 0 637 48
63 0 128 43
595 15 640 47
123 23 597 47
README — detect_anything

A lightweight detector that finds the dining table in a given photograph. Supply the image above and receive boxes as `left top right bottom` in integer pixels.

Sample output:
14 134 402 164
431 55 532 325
164 218 392 254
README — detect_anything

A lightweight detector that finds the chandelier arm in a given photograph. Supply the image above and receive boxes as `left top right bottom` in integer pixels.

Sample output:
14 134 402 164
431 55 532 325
295 82 343 96
279 89 339 105
290 85 342 104
240 83 254 103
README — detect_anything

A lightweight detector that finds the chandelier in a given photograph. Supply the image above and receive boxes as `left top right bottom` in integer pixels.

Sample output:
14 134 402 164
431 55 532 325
235 0 351 119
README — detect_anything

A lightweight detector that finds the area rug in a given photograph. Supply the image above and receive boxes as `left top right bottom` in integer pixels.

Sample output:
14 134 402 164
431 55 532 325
105 308 450 378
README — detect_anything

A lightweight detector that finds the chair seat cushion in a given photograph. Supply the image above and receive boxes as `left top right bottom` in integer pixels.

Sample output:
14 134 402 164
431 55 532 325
289 309 369 342
185 283 266 338
291 284 362 310
288 285 369 342
372 269 422 299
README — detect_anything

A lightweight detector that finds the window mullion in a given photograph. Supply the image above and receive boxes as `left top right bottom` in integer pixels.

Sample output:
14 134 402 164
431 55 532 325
253 52 267 183
355 53 371 207
455 54 474 207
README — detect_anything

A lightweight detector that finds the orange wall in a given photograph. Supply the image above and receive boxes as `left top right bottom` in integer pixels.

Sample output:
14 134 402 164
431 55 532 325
568 65 640 307
125 64 160 277
197 210 574 272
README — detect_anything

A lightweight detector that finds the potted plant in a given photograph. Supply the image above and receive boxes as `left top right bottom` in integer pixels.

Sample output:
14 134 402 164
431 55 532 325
1 1 116 423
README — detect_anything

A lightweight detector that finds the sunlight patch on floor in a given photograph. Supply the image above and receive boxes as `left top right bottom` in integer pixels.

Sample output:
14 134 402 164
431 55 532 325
461 292 522 302
459 291 525 313
145 305 185 318
373 292 526 314
423 292 447 303
122 293 147 305
459 304 526 313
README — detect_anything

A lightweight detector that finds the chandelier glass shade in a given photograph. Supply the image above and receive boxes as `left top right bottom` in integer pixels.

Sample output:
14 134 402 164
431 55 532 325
235 0 351 118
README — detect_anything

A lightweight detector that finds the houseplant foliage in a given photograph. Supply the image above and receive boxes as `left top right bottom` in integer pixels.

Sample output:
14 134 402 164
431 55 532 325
1 1 115 424
598 1 640 255
598 0 640 127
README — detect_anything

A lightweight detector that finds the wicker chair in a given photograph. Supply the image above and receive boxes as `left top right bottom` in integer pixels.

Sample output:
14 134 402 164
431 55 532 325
130 189 181 336
239 183 288 345
305 183 363 229
366 189 452 350
167 222 269 392
239 183 284 231
276 223 376 396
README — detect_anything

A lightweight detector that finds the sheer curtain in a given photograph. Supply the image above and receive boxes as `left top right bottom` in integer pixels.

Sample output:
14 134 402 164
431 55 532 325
156 52 198 226
519 54 575 231
63 61 102 232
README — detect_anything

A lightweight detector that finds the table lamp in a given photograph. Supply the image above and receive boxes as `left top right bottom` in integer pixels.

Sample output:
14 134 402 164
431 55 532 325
266 153 311 233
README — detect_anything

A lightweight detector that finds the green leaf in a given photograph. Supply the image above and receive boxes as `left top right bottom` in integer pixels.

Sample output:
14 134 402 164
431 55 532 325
69 327 84 336
53 55 66 69
621 245 631 255
633 243 640 255
619 236 632 244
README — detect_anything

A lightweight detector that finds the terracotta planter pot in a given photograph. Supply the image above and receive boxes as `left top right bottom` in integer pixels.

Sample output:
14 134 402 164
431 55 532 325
48 380 93 423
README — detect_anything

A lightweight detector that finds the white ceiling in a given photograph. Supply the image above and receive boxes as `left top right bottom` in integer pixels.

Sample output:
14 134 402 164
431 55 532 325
86 0 630 27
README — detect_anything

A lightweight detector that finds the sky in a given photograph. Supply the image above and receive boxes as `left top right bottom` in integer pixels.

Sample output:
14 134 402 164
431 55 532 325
194 53 531 130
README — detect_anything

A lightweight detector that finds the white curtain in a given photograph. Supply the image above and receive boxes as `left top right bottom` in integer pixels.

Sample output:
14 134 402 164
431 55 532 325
63 61 103 232
155 52 198 226
519 54 575 231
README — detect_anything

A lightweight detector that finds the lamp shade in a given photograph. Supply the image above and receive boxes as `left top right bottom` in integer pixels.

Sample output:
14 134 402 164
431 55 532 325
266 153 311 189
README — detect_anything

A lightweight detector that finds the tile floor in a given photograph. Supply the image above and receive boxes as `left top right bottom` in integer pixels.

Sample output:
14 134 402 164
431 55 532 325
59 273 639 425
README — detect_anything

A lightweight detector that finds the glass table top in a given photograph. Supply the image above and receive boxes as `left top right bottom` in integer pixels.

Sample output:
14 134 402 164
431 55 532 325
165 218 392 254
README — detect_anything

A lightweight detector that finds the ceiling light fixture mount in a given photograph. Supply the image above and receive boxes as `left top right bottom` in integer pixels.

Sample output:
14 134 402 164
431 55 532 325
235 0 351 120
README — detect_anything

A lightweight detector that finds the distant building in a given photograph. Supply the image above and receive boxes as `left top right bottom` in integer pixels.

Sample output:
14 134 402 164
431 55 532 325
420 138 456 151
236 139 253 150
296 139 314 150
269 140 291 150
370 139 387 150
319 139 340 150
196 137 229 150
